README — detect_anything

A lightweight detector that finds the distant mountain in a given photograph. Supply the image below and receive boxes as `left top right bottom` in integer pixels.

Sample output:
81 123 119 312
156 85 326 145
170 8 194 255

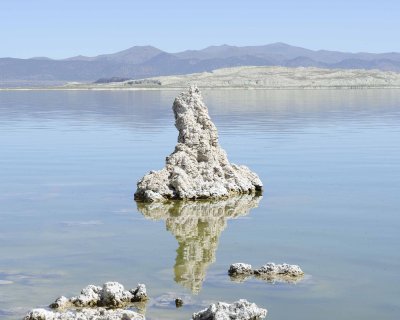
1 43 400 86
65 45 163 64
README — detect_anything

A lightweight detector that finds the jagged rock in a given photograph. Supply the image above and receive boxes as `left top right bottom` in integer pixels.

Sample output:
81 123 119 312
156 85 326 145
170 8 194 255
24 307 144 320
50 282 147 310
70 284 102 307
228 263 253 276
134 86 262 202
137 195 261 293
99 282 134 307
229 262 304 284
129 284 147 302
192 299 267 320
49 296 70 309
254 263 304 277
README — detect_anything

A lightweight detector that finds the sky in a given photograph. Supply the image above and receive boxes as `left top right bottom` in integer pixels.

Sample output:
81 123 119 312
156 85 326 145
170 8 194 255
1 0 399 59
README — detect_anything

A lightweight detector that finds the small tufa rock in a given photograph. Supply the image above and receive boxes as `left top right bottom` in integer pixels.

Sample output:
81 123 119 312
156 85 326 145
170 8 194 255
49 296 70 309
228 263 253 276
99 282 133 307
229 262 304 283
130 283 148 302
24 307 144 320
134 86 262 202
254 263 304 277
70 285 102 307
192 299 267 320
175 298 184 308
49 282 148 309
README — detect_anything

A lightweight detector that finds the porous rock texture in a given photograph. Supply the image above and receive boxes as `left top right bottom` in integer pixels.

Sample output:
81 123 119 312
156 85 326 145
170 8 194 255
254 263 304 277
24 308 144 320
59 282 147 308
229 262 304 284
192 299 267 320
134 86 262 202
228 263 253 276
25 282 148 320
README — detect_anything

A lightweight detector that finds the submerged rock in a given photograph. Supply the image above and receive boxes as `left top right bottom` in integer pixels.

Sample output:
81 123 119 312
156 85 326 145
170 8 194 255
229 262 304 283
192 299 267 320
134 86 262 202
24 307 144 320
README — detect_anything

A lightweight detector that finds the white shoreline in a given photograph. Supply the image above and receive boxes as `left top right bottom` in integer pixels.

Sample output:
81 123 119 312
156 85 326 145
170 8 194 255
3 66 400 91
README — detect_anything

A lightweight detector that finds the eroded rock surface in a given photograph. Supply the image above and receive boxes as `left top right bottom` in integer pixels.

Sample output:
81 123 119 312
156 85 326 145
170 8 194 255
254 263 304 277
24 308 144 320
134 86 262 202
192 299 267 320
229 262 304 283
56 282 148 309
25 282 147 320
137 195 261 293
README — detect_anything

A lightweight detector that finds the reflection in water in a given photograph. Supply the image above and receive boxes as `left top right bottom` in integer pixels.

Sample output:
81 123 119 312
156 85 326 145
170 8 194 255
137 195 262 293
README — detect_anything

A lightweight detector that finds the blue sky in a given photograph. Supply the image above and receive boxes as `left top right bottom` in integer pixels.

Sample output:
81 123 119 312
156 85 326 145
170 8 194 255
1 0 399 58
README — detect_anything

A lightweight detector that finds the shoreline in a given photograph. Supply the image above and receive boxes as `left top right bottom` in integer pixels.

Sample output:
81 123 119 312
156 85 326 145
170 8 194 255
2 85 400 91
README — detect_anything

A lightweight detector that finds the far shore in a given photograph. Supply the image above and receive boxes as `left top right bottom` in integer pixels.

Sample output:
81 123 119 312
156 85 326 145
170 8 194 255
2 86 400 91
2 66 400 91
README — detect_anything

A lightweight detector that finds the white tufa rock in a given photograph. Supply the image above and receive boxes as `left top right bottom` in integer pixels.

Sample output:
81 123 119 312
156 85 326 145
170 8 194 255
229 262 304 283
99 282 134 307
192 299 267 320
24 307 144 320
130 284 147 302
134 86 262 202
50 282 147 310
49 296 70 309
228 263 253 276
70 285 102 307
254 263 304 277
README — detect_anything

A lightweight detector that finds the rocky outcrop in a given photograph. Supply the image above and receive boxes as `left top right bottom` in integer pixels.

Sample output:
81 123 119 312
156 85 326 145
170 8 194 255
229 262 304 283
49 282 148 309
25 282 147 320
24 308 144 320
192 299 267 320
134 86 262 202
137 194 261 293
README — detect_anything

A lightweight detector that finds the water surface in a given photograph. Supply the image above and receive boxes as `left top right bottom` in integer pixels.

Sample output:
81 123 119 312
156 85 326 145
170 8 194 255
0 89 399 320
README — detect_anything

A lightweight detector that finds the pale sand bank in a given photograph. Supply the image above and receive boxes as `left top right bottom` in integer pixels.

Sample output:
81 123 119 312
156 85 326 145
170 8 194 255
2 66 400 90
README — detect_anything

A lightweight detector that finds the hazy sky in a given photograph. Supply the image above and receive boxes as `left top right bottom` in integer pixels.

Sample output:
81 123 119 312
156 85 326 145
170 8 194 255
1 0 399 58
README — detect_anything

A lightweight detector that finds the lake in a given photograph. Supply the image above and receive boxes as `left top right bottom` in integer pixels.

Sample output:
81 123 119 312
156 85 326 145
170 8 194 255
0 89 399 320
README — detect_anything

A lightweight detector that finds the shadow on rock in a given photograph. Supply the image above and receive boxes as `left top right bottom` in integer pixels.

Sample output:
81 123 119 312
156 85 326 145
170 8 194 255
137 194 262 293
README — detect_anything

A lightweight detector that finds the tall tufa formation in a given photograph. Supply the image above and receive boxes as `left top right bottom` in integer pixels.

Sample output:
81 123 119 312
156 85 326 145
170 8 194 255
134 86 262 202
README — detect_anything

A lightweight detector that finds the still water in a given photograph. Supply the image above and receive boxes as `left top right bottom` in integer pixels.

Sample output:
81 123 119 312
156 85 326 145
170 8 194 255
0 89 399 320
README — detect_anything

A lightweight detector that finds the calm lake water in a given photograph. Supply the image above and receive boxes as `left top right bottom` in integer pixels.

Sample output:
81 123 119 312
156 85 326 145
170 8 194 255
0 89 399 320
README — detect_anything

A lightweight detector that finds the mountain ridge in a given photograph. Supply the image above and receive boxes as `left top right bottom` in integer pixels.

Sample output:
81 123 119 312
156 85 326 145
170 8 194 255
1 43 400 87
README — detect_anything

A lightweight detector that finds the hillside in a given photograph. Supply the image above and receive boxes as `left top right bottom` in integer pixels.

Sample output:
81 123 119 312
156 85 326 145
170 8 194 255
2 43 400 87
64 66 400 90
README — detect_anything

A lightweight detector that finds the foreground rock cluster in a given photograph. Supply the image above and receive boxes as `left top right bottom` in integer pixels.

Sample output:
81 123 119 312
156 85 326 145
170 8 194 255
134 86 262 202
24 282 147 320
24 308 144 320
229 262 304 283
24 282 267 320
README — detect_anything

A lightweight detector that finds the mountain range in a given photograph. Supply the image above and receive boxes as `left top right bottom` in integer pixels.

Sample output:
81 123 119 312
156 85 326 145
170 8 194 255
1 43 400 86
